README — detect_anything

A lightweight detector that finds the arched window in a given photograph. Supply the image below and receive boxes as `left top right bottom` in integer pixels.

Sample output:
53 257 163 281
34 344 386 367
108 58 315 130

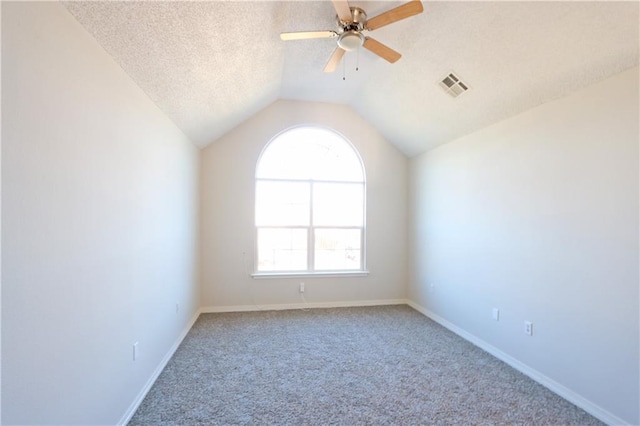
255 126 366 274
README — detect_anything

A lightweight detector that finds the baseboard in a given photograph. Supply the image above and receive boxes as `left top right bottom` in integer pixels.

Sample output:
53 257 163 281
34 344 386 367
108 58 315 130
406 301 628 426
117 308 201 426
116 300 626 425
201 298 408 313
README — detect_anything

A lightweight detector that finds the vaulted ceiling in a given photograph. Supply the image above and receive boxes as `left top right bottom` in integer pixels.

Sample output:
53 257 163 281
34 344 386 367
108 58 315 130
64 1 639 157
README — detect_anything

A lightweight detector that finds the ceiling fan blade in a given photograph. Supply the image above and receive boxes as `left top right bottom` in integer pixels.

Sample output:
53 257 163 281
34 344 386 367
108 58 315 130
280 31 338 41
324 46 346 73
363 37 402 63
332 0 352 22
365 0 424 31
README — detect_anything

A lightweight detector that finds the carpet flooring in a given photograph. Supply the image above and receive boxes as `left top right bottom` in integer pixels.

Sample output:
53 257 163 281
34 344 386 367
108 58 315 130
130 305 602 425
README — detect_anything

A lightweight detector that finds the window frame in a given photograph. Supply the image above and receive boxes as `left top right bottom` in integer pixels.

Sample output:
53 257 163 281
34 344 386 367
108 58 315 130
252 125 368 278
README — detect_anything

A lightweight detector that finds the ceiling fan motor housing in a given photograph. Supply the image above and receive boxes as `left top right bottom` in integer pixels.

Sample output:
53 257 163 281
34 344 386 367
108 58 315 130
337 7 366 29
336 7 366 51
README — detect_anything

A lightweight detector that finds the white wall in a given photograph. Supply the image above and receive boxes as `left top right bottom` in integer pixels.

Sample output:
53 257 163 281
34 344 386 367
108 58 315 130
0 3 3 421
2 2 200 424
200 100 407 309
408 67 639 424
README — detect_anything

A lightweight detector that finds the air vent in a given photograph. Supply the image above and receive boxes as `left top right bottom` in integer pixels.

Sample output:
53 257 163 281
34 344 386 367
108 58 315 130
439 72 469 98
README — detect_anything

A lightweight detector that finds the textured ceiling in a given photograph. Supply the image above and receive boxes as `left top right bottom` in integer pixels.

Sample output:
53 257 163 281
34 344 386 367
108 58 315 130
64 1 639 157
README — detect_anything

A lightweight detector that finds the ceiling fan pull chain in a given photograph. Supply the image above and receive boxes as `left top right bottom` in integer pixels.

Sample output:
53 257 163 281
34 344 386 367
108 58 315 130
356 47 359 71
343 54 346 81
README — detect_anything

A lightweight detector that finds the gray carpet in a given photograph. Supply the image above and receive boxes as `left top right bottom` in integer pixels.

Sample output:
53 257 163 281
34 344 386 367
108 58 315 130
130 305 602 425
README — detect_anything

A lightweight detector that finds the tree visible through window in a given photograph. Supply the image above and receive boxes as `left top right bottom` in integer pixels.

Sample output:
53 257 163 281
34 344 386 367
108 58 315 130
255 126 365 273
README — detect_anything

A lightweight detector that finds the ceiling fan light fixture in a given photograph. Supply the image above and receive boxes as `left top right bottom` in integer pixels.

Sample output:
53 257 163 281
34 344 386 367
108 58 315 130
337 30 364 51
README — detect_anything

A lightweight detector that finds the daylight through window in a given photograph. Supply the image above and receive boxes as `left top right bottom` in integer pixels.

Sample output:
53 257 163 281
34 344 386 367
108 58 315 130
255 126 365 274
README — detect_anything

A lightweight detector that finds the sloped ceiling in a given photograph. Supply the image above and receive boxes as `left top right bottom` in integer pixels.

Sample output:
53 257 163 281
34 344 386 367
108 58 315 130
64 1 639 157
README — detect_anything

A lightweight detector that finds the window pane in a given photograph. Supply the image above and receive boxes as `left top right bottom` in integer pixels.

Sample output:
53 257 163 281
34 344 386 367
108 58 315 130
257 228 307 271
313 183 364 227
314 229 361 270
256 181 309 226
256 127 364 182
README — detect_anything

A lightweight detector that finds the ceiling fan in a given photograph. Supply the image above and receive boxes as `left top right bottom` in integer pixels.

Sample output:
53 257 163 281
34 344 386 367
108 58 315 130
280 0 424 73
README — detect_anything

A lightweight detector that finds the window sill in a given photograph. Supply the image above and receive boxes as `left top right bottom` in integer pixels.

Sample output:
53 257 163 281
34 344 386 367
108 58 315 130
251 271 370 279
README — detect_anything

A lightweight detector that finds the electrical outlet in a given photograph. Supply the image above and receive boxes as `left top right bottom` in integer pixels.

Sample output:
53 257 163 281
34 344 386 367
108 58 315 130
299 282 305 293
133 342 139 361
524 321 533 336
492 308 500 321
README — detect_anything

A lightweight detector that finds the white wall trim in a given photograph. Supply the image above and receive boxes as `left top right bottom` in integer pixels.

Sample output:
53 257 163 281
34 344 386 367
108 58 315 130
251 271 370 279
201 299 408 313
115 299 626 425
406 300 629 426
117 309 202 426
